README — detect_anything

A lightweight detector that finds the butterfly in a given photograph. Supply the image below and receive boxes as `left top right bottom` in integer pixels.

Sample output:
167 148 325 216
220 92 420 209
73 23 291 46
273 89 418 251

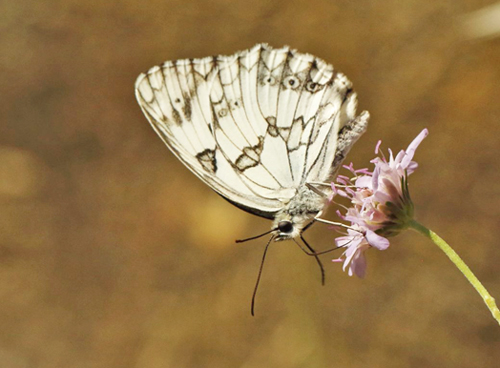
135 43 369 313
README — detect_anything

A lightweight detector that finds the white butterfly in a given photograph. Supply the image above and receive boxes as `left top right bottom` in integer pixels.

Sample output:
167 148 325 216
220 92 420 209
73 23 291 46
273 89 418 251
135 43 368 240
135 44 368 310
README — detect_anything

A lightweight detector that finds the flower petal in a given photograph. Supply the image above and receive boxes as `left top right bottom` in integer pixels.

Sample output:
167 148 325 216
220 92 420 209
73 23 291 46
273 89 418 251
348 249 367 278
371 166 380 190
405 161 418 175
355 175 372 189
365 230 390 250
394 150 406 167
401 128 428 168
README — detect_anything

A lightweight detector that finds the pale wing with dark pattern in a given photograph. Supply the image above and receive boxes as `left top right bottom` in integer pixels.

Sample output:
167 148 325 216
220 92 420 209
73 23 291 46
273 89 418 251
135 44 367 219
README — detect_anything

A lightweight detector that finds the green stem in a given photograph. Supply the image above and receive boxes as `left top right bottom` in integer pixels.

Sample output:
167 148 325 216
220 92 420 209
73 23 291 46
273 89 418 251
409 219 500 326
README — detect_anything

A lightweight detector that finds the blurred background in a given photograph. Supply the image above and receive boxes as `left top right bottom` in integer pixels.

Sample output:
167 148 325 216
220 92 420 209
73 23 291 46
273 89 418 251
1 0 499 367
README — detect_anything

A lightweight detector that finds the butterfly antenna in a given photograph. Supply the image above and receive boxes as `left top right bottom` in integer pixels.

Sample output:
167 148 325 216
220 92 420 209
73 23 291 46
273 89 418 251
251 234 275 316
235 228 276 243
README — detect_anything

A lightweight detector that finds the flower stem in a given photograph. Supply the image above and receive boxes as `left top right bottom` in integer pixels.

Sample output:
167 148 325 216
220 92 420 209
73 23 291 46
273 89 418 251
409 219 500 326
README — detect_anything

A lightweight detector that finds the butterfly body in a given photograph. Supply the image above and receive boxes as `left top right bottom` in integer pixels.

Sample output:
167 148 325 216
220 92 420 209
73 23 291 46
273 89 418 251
272 185 326 240
135 44 368 240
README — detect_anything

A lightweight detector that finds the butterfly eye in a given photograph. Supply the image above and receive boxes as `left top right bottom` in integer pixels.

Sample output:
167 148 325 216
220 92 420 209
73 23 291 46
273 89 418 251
283 75 300 89
306 81 321 93
278 221 294 234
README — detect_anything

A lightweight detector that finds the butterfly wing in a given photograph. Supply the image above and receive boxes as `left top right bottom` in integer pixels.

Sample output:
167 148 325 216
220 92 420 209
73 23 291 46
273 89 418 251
135 47 286 219
252 46 367 186
135 44 367 219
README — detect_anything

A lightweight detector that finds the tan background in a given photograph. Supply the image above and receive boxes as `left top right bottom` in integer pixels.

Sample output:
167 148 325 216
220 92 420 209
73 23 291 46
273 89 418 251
1 0 499 367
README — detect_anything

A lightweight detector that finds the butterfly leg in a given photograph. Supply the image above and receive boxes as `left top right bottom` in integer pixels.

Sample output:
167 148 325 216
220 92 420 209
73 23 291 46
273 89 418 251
299 232 325 286
305 183 328 198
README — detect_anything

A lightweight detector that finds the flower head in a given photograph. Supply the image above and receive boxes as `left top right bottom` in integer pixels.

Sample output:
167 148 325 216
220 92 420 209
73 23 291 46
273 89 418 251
332 129 428 277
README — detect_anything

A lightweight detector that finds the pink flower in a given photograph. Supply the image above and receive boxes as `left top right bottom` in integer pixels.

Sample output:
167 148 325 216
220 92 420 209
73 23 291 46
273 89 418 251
332 129 428 277
335 226 390 278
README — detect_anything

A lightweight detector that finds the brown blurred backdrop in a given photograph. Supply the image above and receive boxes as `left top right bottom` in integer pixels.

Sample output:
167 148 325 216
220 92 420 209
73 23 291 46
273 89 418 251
1 0 499 367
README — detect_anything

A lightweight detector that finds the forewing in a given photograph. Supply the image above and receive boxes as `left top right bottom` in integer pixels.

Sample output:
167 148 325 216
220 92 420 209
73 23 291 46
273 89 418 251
208 44 305 203
135 54 285 218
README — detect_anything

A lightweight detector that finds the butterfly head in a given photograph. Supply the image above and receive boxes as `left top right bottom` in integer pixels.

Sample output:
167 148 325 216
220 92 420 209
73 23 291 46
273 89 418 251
273 212 318 241
276 220 295 240
272 185 328 241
